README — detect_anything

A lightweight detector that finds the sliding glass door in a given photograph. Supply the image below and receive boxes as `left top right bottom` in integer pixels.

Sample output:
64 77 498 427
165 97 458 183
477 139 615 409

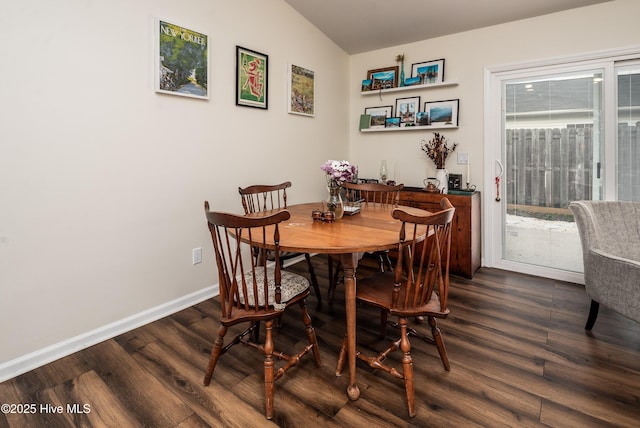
486 54 640 282
502 68 604 274
616 61 640 201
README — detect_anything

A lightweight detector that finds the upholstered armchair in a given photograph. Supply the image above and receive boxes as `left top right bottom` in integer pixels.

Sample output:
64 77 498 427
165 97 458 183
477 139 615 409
569 201 640 330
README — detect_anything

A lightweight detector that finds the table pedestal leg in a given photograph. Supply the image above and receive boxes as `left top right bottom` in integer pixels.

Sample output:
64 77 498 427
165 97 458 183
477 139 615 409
340 252 360 400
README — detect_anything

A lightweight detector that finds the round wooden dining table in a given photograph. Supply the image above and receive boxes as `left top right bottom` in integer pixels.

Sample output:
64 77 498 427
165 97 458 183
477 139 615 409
247 201 430 401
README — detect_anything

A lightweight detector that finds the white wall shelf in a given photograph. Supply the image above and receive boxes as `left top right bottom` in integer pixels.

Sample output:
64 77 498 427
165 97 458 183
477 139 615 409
359 78 460 132
361 80 458 96
360 125 458 133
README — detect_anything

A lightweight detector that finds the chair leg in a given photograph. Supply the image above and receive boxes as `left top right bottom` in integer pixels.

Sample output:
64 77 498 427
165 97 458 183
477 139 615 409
380 310 388 338
335 334 348 376
276 317 284 329
585 299 600 331
328 255 334 300
299 300 323 367
263 319 275 420
250 321 261 342
429 317 450 371
398 317 416 418
304 253 322 307
203 325 228 385
383 252 394 272
328 256 344 306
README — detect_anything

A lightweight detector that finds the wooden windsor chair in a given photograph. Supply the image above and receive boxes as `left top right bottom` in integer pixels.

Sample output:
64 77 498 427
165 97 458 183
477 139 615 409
238 181 322 307
335 198 455 417
202 201 322 420
327 181 404 305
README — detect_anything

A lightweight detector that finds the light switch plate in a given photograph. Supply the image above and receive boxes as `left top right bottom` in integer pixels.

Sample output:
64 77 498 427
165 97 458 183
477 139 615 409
457 151 469 164
192 247 202 265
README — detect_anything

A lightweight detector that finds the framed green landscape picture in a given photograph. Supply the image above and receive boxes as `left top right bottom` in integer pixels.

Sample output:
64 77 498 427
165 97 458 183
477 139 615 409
236 46 268 109
155 19 208 99
288 63 315 117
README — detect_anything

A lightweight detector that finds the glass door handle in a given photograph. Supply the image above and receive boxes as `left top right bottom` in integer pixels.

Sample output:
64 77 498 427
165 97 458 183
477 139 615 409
495 160 503 202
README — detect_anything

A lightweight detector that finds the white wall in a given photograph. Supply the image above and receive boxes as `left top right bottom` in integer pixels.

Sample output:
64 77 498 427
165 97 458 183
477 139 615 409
349 0 640 190
3 0 639 381
0 0 348 378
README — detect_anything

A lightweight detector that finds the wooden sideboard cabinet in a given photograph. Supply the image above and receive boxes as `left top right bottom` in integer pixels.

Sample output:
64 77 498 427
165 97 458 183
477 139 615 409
398 187 481 278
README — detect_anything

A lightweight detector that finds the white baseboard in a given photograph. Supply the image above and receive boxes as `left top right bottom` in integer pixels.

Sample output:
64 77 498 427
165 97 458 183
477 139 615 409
0 284 219 383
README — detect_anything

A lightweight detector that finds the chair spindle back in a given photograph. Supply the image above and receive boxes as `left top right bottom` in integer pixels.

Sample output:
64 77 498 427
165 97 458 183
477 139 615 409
204 201 290 318
392 198 455 313
238 181 291 214
343 181 404 205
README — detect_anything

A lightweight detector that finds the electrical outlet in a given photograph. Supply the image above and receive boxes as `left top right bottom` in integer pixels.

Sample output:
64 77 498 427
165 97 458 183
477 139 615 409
192 247 202 265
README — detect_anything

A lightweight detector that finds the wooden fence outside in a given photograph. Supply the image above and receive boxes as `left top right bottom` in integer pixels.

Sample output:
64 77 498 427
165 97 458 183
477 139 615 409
506 125 593 210
506 123 640 211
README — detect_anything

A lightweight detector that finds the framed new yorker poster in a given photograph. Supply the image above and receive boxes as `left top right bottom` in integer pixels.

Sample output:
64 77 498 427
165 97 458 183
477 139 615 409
236 46 268 109
155 19 209 99
288 63 315 117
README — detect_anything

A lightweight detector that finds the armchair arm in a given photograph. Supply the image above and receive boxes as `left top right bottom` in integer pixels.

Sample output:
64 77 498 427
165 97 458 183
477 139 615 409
591 249 640 269
584 249 640 324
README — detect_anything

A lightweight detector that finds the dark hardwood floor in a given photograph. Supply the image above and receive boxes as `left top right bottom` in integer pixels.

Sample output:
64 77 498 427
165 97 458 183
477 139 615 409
2 257 639 427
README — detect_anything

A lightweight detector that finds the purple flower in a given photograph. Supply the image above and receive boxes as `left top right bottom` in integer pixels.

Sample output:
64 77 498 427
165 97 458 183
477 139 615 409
320 160 358 184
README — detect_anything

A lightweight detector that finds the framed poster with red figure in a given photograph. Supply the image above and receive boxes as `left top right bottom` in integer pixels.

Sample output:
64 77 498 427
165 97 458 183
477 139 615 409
236 46 268 109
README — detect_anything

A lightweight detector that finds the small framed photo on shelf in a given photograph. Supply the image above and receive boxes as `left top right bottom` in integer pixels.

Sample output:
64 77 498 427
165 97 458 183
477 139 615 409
424 99 459 127
411 58 445 85
362 79 372 91
236 46 268 109
367 66 399 89
404 76 421 86
395 96 420 127
416 111 430 126
365 105 393 129
385 117 401 128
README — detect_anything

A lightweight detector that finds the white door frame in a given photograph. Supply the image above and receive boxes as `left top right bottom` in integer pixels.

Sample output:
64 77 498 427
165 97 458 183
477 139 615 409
482 47 640 284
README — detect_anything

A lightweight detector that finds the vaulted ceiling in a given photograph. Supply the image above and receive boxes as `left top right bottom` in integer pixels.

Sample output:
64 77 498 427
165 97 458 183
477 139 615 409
283 0 613 54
